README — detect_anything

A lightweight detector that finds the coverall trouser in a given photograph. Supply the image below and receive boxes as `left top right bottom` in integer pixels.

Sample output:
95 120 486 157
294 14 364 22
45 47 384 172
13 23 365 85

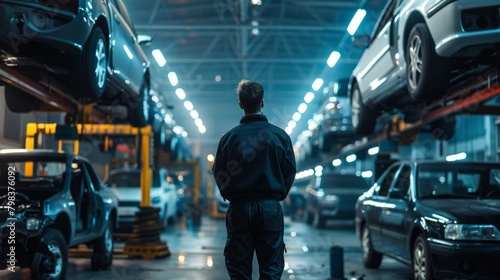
224 199 284 280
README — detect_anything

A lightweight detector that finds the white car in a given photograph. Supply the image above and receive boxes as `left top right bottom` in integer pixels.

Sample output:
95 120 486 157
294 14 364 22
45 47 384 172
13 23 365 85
349 0 500 136
105 168 177 226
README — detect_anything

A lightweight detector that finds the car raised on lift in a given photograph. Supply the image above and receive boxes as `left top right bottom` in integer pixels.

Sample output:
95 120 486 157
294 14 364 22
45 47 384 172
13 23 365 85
0 0 151 127
349 0 500 137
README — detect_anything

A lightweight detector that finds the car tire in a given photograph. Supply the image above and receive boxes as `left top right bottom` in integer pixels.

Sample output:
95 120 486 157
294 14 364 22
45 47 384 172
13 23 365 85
77 26 107 99
430 115 456 140
313 210 326 229
128 76 150 127
91 221 114 271
413 234 434 280
31 229 68 280
361 225 382 269
4 84 40 113
406 23 450 101
351 83 377 136
304 207 314 225
162 205 169 227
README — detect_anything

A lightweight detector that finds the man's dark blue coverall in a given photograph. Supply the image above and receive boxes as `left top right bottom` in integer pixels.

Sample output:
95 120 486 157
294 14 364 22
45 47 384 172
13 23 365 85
213 114 297 280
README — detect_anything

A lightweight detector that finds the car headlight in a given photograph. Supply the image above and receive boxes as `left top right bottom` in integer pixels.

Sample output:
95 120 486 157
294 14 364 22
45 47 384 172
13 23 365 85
26 218 41 231
445 224 500 240
151 196 161 204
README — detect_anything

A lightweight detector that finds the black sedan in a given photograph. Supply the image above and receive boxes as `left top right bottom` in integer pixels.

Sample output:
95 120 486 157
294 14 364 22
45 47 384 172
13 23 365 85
0 0 151 127
355 160 500 280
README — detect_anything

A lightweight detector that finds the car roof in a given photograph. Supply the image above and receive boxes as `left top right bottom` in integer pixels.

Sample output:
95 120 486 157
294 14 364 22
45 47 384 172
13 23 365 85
0 149 76 161
395 160 500 166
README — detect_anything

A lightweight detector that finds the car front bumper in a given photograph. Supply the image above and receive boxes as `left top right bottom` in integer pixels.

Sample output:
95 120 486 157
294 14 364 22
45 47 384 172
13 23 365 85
428 238 500 279
0 0 98 54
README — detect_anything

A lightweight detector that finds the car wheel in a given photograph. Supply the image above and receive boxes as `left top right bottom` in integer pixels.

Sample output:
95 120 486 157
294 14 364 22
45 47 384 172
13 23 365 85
361 225 382 269
303 207 314 225
406 23 450 101
4 85 40 113
162 205 170 227
77 26 107 99
91 221 114 271
31 229 68 280
313 210 326 229
413 234 434 280
351 83 377 136
128 76 150 127
430 115 456 140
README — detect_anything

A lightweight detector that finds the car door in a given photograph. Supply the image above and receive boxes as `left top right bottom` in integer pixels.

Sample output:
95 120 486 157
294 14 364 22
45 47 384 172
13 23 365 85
81 161 105 237
365 163 401 250
380 163 412 258
355 0 400 104
112 0 145 93
107 0 135 89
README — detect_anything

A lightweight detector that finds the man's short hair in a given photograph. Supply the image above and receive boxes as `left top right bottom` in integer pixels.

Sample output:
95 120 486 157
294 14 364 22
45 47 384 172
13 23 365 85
237 80 264 113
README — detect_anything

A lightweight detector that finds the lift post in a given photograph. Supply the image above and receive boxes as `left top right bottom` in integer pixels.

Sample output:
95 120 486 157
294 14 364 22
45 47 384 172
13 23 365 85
25 123 171 258
25 123 153 206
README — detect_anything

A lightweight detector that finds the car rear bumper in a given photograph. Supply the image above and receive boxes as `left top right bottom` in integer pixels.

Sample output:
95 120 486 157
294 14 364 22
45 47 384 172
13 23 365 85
428 238 500 279
428 0 500 57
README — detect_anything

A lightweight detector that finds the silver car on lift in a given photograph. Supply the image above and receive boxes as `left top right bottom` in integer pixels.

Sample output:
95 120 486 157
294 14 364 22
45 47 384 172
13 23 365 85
349 0 500 136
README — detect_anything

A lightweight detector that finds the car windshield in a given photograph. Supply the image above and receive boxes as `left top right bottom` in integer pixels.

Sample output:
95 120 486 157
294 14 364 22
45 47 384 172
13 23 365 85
0 158 66 189
106 171 160 187
417 163 500 199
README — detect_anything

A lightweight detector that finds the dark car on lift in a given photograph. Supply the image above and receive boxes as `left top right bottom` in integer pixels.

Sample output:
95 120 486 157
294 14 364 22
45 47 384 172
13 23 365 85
348 0 500 137
355 160 500 280
0 149 118 279
313 79 357 154
304 171 369 228
0 0 151 127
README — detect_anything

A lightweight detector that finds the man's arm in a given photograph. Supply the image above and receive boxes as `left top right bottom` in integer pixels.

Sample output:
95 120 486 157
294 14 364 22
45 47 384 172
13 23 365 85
282 136 297 196
212 139 224 185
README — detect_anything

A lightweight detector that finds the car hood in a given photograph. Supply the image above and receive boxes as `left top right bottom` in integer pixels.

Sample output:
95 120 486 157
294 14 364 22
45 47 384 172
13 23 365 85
419 199 500 225
112 187 161 201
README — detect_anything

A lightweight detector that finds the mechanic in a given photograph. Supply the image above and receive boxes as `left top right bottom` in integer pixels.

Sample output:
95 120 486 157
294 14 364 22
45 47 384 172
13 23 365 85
212 79 297 280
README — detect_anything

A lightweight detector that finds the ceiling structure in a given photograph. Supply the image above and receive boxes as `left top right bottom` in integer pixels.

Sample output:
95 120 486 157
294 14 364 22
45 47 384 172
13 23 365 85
125 0 385 145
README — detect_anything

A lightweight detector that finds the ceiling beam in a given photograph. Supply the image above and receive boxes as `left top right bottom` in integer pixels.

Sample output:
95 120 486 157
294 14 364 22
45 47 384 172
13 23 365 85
164 58 358 63
136 24 344 32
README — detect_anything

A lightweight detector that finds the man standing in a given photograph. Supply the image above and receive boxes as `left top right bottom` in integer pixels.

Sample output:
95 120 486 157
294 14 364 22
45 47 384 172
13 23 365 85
213 80 297 280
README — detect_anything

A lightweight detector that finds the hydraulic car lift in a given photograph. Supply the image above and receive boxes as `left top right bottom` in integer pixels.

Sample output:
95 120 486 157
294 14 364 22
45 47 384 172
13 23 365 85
307 66 500 178
24 123 171 258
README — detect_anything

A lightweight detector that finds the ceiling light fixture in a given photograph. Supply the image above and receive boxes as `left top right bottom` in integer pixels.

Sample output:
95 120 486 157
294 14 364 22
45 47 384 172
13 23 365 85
175 88 186 100
312 78 324 91
347 9 367 35
304 92 315 103
190 110 199 119
152 49 166 67
297 103 307 113
168 72 178 86
327 51 341 68
292 112 301 122
183 100 194 111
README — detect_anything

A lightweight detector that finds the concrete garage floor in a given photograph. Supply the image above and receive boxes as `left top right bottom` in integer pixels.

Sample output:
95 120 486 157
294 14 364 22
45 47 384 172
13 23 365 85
1 216 412 280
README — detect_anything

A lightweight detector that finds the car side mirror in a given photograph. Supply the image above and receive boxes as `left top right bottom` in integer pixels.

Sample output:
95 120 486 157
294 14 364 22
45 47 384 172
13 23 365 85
137 34 152 45
352 35 370 48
